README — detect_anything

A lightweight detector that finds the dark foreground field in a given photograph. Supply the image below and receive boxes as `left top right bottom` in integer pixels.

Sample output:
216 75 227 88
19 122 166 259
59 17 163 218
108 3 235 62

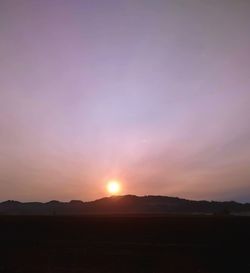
0 215 249 273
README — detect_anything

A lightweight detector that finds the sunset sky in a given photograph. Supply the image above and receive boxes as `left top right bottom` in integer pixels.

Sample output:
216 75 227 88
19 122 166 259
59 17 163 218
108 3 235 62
1 0 250 202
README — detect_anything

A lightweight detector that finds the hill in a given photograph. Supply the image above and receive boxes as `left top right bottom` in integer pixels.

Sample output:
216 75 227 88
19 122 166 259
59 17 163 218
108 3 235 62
0 195 250 215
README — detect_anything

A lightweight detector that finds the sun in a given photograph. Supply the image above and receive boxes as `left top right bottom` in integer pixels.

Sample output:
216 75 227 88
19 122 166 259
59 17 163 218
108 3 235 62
106 180 121 195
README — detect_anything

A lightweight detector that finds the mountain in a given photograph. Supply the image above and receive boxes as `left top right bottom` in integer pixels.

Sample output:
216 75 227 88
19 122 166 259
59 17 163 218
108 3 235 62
0 195 250 215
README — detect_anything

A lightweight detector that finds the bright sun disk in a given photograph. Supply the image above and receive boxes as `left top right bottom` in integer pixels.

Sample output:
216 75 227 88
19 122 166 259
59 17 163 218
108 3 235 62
106 180 121 195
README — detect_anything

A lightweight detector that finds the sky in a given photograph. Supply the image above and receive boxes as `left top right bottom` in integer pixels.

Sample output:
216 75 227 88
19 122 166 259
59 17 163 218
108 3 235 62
0 0 250 202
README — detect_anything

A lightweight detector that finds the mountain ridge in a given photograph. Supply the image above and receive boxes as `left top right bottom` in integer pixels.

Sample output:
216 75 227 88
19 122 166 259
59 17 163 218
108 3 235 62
1 195 250 215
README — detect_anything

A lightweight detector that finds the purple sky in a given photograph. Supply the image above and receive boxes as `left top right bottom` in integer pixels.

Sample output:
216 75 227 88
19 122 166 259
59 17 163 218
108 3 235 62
1 0 250 202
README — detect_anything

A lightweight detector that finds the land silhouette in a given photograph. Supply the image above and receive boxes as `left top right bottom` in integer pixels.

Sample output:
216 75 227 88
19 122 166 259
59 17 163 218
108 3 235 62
1 195 250 215
1 195 250 273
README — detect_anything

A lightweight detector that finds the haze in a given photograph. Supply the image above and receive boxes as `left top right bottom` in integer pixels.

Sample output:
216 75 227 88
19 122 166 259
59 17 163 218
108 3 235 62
1 0 250 202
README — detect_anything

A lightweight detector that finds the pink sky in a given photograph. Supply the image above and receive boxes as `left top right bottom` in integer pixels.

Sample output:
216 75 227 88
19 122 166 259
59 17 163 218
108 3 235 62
0 0 250 202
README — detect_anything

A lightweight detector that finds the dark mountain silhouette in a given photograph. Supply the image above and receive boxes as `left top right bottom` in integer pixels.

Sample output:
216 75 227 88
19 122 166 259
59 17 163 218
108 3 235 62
0 195 250 215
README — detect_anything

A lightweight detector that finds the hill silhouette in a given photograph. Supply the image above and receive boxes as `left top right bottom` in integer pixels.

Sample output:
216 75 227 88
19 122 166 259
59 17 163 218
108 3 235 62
1 195 250 215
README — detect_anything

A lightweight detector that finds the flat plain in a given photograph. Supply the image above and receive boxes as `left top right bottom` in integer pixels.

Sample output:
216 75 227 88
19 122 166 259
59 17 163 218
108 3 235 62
0 215 249 273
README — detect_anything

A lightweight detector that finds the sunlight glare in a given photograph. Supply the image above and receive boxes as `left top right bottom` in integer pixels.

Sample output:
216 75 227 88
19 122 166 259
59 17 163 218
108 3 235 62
106 180 121 195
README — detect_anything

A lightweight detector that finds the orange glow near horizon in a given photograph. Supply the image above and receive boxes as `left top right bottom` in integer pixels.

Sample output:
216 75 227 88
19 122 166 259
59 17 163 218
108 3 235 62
106 180 121 195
